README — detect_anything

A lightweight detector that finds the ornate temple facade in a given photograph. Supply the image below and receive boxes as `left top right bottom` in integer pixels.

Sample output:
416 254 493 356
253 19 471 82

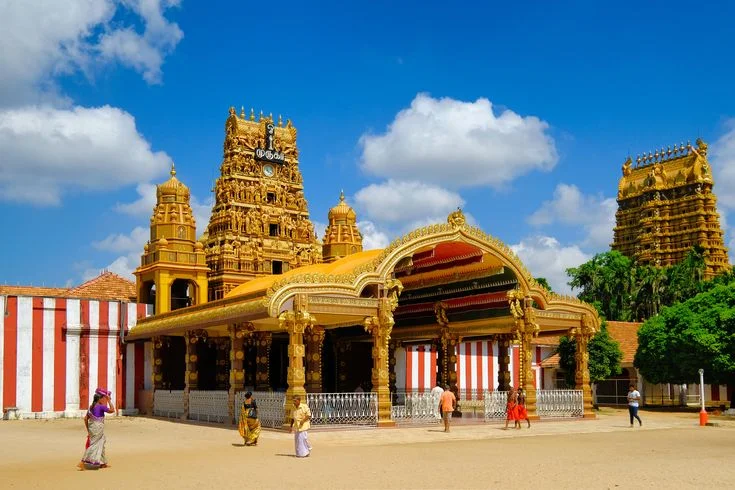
125 105 604 428
613 139 730 277
202 108 321 301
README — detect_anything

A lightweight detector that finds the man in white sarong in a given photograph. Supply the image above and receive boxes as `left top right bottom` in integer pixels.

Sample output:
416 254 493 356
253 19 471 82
290 396 312 458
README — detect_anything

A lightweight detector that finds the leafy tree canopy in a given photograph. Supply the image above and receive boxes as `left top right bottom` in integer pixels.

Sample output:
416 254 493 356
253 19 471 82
634 280 735 385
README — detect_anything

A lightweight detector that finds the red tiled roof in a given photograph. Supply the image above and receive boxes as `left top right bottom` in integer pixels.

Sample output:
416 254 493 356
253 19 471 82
605 321 641 365
538 321 642 368
0 271 136 302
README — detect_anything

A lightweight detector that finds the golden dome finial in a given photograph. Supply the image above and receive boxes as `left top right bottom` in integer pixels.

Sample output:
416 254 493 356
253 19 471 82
170 162 176 178
240 106 245 118
278 114 283 127
250 108 255 121
339 189 345 202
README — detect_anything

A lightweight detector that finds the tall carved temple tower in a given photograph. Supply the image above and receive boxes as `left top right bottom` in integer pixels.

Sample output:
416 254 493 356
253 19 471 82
135 164 209 314
322 191 363 263
203 107 322 300
612 139 730 278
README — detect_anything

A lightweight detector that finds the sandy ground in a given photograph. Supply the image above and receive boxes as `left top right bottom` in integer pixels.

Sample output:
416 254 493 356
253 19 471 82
1 409 733 490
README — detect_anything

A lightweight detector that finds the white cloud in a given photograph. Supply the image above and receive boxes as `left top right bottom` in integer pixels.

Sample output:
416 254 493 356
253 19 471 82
711 121 735 210
98 0 184 84
89 226 149 279
0 0 182 106
354 180 464 224
313 221 328 242
115 183 158 216
191 194 213 238
527 183 616 250
0 105 172 205
357 221 390 250
359 93 558 188
510 235 591 296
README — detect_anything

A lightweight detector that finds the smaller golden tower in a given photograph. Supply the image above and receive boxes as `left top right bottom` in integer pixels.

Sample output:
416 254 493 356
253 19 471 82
134 164 209 314
322 191 363 263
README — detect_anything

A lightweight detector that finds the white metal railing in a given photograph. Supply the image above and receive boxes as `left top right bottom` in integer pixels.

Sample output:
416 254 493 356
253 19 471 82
307 392 378 426
536 389 583 418
235 391 287 429
457 388 490 401
153 390 185 419
483 391 509 420
188 390 229 423
391 391 441 424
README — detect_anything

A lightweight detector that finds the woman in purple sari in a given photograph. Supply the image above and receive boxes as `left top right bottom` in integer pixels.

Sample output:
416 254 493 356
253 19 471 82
77 388 116 470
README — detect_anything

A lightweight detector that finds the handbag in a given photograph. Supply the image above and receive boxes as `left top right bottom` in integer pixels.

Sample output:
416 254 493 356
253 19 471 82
246 408 257 419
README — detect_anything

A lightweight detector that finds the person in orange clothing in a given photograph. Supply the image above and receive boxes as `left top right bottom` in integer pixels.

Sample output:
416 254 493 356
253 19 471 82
439 385 457 433
516 388 531 429
504 388 518 430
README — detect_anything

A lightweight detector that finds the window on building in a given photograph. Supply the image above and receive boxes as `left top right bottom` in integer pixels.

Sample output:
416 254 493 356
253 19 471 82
272 260 283 275
267 192 276 204
269 224 279 237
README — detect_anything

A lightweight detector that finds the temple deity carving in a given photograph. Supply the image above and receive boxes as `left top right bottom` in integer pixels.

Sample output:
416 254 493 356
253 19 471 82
204 107 321 300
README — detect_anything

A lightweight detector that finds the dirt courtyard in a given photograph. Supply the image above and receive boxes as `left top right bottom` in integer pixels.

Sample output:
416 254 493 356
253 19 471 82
1 409 733 489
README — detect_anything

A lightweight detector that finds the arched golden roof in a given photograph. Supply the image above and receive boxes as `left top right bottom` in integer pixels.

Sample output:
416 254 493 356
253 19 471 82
226 249 382 299
327 190 356 222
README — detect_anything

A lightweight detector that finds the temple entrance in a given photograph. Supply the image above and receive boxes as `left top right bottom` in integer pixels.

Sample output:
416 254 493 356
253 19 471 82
196 340 219 390
269 333 289 391
161 336 185 389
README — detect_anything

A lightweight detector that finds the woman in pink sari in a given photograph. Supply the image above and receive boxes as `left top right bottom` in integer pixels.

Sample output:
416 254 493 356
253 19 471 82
77 388 116 470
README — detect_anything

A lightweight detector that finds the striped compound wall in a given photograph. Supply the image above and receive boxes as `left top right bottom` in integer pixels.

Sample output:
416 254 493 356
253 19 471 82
396 342 555 396
0 295 152 418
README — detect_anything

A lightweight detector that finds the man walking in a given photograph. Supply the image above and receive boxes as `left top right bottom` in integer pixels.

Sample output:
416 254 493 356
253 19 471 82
627 384 642 427
290 395 312 457
439 385 457 433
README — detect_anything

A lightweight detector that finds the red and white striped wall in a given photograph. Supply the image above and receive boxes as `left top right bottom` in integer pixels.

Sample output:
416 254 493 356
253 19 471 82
1 295 152 418
396 341 554 397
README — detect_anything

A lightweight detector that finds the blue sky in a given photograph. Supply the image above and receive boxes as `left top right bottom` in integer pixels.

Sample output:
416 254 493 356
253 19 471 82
2 1 735 294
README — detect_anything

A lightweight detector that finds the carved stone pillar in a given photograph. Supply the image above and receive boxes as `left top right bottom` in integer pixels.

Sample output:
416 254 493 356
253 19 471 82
152 336 164 390
184 330 204 419
228 323 252 423
496 334 512 391
570 314 596 418
336 340 348 392
508 291 540 418
216 338 229 390
438 328 459 389
305 325 325 393
365 279 402 428
281 299 314 428
519 329 538 420
254 331 272 391
388 340 398 395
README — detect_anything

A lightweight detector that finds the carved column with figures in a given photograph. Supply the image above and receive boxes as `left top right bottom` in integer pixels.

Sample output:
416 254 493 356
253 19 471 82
184 330 206 419
228 322 253 423
495 334 512 392
508 290 539 419
152 336 164 390
365 279 402 428
254 331 272 391
570 314 596 418
282 295 315 427
305 325 326 393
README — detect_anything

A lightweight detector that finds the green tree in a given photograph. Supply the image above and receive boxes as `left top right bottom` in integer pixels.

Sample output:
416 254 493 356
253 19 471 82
634 280 735 385
557 320 623 387
566 251 634 321
534 277 553 292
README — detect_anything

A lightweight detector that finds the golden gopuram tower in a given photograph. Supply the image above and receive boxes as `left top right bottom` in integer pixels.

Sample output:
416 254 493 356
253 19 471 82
134 164 209 314
203 107 322 300
321 191 363 263
612 138 730 278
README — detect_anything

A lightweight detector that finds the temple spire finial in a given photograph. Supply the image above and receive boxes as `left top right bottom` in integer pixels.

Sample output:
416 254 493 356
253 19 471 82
339 189 345 202
250 108 255 121
170 162 176 177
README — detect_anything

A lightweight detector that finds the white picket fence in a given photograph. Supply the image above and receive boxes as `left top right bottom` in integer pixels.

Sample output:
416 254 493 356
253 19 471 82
307 392 378 426
188 390 229 423
152 390 185 419
391 391 441 424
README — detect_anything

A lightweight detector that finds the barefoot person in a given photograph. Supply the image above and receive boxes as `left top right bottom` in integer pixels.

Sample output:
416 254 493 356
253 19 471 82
504 388 518 430
78 388 115 470
439 385 457 432
290 396 312 458
627 384 642 427
238 391 261 446
517 388 531 429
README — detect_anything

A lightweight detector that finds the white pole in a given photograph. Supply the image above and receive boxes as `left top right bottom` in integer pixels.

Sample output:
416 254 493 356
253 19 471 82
698 368 708 426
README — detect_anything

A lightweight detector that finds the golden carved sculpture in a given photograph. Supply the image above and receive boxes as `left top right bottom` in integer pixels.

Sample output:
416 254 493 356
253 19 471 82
205 107 322 301
322 191 363 263
613 138 729 278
